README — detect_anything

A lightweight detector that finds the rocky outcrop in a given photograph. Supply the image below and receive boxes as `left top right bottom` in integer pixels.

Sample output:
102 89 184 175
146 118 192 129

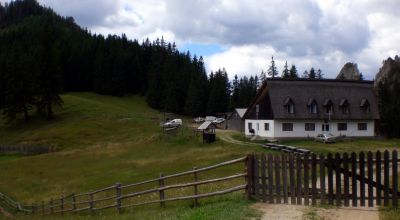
374 55 400 87
336 62 362 80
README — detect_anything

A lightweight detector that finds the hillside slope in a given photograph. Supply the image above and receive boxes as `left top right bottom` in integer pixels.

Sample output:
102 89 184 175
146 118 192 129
0 93 260 218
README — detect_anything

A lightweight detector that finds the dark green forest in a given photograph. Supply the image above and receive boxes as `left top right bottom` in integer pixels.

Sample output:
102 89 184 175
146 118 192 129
0 0 244 120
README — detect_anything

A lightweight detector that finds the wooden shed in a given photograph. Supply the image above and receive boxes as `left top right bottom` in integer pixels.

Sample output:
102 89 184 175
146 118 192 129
197 121 216 143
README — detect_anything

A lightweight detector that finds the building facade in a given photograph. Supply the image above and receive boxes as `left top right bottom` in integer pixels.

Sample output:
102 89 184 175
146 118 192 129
243 79 379 139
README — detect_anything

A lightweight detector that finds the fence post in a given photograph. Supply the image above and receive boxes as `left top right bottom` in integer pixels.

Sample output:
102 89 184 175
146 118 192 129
351 152 358 207
116 183 122 213
384 150 389 206
50 198 54 214
335 153 341 207
60 195 64 215
246 154 254 199
31 204 36 215
360 152 366 207
193 167 199 206
376 151 382 206
72 193 76 212
159 173 165 208
89 193 94 214
393 150 398 207
367 151 373 207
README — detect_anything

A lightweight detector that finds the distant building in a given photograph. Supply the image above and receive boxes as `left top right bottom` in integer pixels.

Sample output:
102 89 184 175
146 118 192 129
226 108 247 132
243 78 380 139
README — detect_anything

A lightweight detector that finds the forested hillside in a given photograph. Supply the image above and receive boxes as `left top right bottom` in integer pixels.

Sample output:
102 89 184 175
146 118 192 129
0 0 231 120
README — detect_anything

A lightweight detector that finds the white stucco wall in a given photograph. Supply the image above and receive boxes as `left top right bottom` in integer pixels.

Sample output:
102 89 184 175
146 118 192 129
245 120 275 137
245 119 375 138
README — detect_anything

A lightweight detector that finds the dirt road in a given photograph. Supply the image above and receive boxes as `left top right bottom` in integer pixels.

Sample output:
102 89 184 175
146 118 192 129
252 203 379 220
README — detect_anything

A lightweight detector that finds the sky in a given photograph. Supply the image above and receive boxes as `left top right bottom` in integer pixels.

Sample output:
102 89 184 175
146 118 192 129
2 0 400 79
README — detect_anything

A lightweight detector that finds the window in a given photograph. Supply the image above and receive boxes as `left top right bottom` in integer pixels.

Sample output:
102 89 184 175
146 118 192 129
284 97 295 114
305 123 315 131
282 123 293 131
322 124 330 131
264 123 269 131
338 123 347 131
248 123 252 130
256 123 259 131
339 99 350 114
323 99 334 114
360 99 371 113
307 99 318 114
287 103 295 114
358 123 367 131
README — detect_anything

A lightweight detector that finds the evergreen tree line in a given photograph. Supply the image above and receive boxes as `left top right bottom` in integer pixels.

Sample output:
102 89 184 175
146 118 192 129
0 0 228 120
263 56 324 80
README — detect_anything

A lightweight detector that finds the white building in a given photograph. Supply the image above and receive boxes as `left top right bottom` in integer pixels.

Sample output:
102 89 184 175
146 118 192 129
243 79 379 139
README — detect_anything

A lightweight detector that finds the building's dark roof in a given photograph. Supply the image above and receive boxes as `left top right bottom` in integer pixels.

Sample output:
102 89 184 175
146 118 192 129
244 79 380 120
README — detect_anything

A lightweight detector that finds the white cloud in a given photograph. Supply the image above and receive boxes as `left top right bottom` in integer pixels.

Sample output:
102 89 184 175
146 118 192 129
2 0 399 79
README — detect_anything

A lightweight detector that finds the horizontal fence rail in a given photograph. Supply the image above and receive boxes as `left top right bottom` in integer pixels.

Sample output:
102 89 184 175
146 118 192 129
248 150 399 207
0 192 33 213
0 145 56 155
22 156 248 216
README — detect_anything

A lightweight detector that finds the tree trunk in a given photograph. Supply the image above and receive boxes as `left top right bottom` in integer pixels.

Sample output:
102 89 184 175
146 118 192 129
23 106 30 121
47 103 53 120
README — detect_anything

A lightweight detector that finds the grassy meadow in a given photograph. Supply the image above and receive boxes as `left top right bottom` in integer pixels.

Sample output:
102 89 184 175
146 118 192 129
1 92 399 219
0 93 263 219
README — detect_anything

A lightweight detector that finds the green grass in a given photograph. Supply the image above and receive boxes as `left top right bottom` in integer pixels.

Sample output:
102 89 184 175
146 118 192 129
380 207 400 220
13 193 261 220
0 93 262 219
232 134 400 155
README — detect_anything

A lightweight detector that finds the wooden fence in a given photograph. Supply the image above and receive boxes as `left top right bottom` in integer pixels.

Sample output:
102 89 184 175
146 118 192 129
0 145 56 155
0 192 33 213
247 150 399 207
30 156 247 215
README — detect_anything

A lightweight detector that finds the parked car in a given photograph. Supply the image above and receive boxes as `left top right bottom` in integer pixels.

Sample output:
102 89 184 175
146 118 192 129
314 133 336 143
193 117 205 123
162 119 182 128
213 118 225 124
205 116 216 122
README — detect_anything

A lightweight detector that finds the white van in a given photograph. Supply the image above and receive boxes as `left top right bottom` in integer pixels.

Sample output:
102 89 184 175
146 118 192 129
163 119 182 128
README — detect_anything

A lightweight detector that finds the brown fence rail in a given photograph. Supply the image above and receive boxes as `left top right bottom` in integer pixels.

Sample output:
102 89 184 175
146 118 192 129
248 150 399 207
0 145 56 155
0 192 33 213
27 156 247 215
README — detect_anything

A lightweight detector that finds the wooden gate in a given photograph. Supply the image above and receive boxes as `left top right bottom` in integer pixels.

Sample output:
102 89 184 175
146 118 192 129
246 150 399 207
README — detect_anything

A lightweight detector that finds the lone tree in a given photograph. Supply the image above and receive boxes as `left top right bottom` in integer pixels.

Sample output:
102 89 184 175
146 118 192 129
281 61 290 78
267 56 278 78
316 68 324 79
308 67 316 79
289 65 298 79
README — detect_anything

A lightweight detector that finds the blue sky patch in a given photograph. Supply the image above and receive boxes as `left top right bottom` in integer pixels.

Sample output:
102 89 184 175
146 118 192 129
179 43 225 57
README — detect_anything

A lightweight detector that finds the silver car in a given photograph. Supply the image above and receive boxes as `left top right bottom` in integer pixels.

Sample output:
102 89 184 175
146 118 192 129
314 133 336 143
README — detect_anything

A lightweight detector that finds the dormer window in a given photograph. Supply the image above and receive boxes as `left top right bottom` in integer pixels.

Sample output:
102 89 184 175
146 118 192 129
339 99 350 114
307 98 318 114
360 98 370 113
284 97 295 114
323 99 334 114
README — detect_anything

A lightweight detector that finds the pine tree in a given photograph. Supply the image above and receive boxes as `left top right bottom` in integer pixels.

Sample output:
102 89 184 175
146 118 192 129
359 73 364 81
308 67 316 79
289 65 298 79
316 68 324 79
259 70 266 83
230 75 240 110
281 61 290 78
34 20 63 120
207 69 230 114
267 56 278 78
